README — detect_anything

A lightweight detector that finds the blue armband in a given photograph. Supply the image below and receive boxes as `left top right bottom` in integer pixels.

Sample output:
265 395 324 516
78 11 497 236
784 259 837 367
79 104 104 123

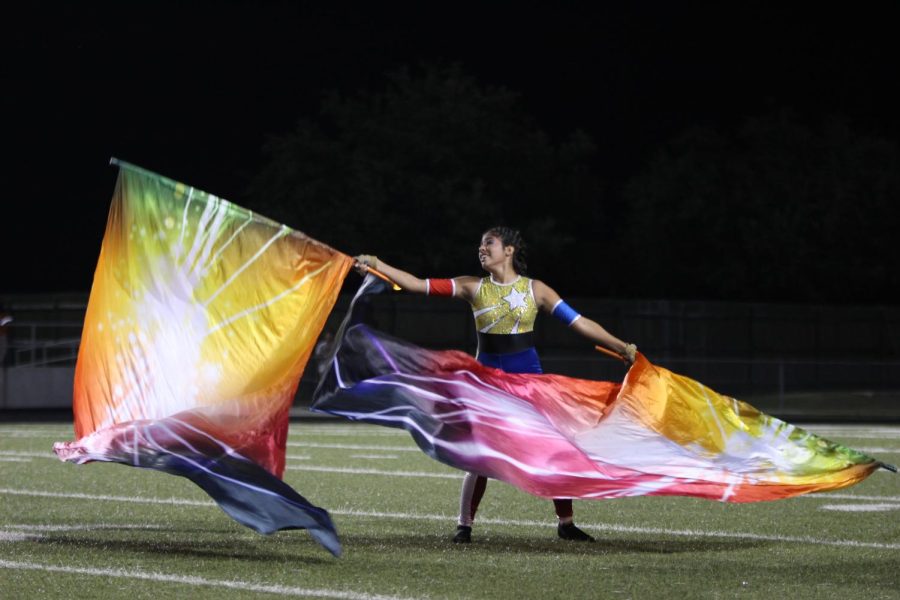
551 299 581 326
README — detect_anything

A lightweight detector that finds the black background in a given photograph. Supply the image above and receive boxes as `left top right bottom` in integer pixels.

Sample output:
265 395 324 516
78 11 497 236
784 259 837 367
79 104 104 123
4 1 899 296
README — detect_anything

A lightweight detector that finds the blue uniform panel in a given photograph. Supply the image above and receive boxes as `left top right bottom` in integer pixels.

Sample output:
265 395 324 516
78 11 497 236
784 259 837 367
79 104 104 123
476 347 543 374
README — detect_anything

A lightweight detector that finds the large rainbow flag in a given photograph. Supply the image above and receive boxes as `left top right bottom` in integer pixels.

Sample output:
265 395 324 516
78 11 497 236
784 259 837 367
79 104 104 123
53 161 351 555
313 277 890 503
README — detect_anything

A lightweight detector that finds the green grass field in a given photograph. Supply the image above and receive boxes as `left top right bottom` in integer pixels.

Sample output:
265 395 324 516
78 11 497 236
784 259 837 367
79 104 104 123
2 421 899 599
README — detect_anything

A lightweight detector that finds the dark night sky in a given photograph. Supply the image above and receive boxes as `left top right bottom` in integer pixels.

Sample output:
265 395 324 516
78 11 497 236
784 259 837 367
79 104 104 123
4 1 900 294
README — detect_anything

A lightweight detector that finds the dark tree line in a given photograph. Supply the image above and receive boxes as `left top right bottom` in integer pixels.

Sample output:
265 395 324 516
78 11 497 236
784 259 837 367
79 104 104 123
618 112 900 302
248 64 600 282
248 65 899 303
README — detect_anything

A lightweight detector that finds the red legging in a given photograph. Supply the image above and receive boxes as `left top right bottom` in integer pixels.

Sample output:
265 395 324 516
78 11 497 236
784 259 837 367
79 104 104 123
458 472 573 526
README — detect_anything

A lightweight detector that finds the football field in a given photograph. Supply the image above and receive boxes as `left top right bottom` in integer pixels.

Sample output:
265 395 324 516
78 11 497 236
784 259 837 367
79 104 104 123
2 421 899 599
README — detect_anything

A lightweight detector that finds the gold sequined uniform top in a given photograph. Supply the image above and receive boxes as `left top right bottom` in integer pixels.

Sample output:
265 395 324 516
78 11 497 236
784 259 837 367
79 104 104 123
470 276 538 334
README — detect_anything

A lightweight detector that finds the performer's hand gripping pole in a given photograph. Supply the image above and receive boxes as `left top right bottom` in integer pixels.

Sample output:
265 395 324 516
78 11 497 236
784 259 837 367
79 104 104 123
356 262 402 291
595 345 628 363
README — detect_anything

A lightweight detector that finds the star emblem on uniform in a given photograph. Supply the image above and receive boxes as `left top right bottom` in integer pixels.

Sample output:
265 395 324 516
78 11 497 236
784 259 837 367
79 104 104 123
503 288 527 310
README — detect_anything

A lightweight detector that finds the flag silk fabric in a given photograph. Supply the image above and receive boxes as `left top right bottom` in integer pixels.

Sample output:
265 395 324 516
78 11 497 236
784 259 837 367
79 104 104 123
54 161 351 555
313 277 889 504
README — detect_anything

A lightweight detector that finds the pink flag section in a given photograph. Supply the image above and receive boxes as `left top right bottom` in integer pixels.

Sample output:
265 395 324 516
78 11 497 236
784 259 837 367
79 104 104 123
313 303 886 504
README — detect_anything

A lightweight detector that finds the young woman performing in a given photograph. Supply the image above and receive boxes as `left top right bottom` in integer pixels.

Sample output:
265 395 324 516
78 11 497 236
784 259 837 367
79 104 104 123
355 226 637 544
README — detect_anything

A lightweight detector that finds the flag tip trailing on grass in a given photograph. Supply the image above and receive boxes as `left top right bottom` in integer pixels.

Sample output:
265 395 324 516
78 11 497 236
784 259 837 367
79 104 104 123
53 160 352 556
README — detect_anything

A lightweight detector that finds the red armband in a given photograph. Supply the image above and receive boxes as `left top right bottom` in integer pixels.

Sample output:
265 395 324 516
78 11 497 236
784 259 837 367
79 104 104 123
426 278 455 297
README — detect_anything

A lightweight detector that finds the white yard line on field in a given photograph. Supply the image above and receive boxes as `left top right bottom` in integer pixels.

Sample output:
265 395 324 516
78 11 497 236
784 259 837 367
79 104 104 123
853 447 900 454
2 487 899 551
0 523 169 543
803 432 900 440
0 432 53 438
819 503 900 512
286 442 419 452
289 429 407 438
0 560 419 600
0 488 214 507
286 465 458 479
349 455 400 460
0 430 69 438
3 523 166 532
818 493 900 502
0 451 55 458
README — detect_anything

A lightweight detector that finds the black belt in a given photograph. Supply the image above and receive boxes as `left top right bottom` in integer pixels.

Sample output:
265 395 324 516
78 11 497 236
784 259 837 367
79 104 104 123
477 332 535 355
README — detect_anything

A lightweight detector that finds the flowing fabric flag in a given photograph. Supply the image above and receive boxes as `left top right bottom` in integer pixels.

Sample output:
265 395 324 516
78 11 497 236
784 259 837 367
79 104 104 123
313 276 891 504
54 160 351 555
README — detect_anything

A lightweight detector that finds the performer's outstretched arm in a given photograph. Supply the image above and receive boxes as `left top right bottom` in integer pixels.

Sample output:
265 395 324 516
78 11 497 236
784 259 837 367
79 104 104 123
355 255 427 293
354 255 479 300
533 279 637 363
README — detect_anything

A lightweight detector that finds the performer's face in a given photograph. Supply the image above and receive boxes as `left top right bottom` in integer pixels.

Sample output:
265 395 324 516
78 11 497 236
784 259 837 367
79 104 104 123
478 233 511 271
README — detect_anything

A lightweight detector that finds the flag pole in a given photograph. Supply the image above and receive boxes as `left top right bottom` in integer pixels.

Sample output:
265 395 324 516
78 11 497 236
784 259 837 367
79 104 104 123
358 263 402 291
595 345 626 362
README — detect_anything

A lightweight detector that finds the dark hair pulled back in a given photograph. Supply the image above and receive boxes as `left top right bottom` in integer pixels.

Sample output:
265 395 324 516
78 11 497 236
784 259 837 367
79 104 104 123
485 226 528 274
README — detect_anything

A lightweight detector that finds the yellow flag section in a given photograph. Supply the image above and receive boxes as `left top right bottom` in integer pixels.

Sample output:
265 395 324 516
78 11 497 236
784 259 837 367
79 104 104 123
597 354 883 501
71 161 352 478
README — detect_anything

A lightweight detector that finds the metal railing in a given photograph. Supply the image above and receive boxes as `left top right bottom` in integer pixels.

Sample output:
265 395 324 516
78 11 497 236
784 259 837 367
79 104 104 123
2 322 82 368
2 293 899 418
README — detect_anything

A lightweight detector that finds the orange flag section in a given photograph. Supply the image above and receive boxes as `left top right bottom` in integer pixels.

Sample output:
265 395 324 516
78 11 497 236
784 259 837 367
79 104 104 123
71 161 352 476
